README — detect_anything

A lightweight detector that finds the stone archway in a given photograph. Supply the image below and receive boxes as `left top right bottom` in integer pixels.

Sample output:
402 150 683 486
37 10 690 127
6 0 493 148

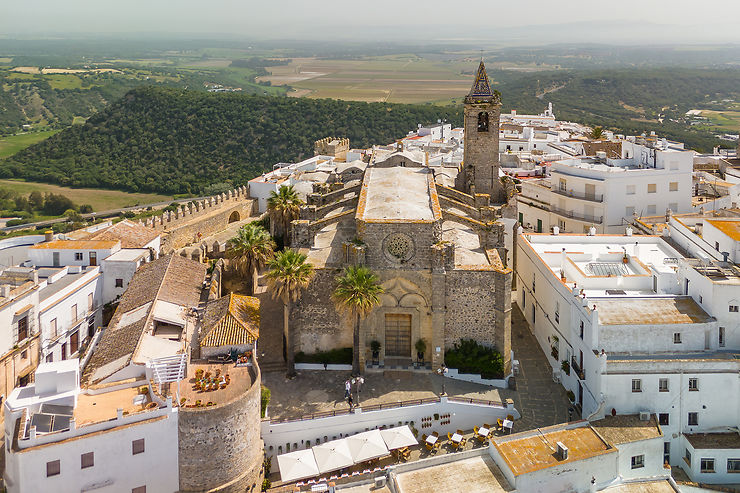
228 211 241 224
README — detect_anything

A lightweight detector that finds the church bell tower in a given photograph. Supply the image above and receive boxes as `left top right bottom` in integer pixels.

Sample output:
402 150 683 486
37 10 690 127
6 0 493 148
464 61 503 202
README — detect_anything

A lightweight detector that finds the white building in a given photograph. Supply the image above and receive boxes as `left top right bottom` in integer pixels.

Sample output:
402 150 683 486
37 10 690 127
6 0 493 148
516 232 740 479
3 360 179 493
519 138 694 234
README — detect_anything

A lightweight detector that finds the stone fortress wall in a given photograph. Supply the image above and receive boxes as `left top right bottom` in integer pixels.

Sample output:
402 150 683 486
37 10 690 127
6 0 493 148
136 186 256 252
314 137 349 160
178 361 264 493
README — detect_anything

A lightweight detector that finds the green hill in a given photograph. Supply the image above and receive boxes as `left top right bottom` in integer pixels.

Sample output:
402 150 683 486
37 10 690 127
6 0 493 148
0 87 462 194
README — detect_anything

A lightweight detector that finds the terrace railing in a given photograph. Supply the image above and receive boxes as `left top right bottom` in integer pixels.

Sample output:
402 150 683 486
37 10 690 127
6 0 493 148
266 397 441 424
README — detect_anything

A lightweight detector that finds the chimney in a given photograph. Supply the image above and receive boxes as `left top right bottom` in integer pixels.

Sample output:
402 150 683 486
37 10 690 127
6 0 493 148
0 285 10 298
44 230 54 242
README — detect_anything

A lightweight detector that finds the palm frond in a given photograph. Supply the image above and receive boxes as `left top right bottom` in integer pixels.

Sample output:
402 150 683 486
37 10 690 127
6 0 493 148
266 249 314 303
332 265 384 319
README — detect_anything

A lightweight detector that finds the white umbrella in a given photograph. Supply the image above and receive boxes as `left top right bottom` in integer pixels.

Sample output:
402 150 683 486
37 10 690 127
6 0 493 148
346 429 389 463
277 449 320 483
312 439 354 474
380 425 418 450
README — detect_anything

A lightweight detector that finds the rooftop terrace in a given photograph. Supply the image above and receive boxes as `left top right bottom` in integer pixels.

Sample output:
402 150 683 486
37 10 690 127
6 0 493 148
357 167 438 222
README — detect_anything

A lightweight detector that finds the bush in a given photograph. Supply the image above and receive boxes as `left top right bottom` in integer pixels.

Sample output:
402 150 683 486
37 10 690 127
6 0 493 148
260 385 271 419
295 347 352 365
444 339 505 379
261 478 271 491
6 218 29 227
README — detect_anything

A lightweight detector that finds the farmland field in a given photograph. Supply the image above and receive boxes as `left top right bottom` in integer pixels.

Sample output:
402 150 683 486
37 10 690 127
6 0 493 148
0 179 172 211
0 131 60 158
699 109 740 132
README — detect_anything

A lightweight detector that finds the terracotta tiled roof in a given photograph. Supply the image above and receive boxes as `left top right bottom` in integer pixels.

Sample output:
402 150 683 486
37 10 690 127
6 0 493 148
83 254 206 383
89 220 161 249
30 240 119 250
200 293 260 347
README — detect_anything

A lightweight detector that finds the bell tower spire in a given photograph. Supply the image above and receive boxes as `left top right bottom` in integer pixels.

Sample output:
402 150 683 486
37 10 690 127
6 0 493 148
462 60 503 202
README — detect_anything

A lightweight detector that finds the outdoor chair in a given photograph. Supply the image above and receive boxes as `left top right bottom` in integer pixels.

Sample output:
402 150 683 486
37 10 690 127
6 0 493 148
497 419 504 431
476 433 487 444
473 426 480 436
506 414 514 421
456 429 464 435
425 442 434 452
421 433 427 442
484 423 492 430
432 431 439 438
447 432 454 442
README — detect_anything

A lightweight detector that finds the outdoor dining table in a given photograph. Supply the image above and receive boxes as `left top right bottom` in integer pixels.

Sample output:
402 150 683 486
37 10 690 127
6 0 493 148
503 420 513 433
478 427 490 438
425 435 438 445
451 433 463 444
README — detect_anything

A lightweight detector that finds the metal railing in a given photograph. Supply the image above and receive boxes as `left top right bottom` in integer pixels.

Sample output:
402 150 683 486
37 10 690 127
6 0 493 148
550 205 603 224
552 188 603 203
446 396 504 407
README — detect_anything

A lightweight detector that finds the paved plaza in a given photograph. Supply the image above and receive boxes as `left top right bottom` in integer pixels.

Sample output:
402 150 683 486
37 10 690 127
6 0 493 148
260 297 575 432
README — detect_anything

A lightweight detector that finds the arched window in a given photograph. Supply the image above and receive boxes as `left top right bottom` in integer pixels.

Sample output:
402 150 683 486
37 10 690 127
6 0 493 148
477 112 489 132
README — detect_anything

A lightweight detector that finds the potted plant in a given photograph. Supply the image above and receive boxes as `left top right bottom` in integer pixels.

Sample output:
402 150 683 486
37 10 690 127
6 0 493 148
370 340 381 365
561 360 570 375
415 339 427 366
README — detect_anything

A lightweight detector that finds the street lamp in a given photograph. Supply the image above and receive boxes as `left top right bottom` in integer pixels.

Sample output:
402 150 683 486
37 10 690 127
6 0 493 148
436 365 448 396
352 376 364 406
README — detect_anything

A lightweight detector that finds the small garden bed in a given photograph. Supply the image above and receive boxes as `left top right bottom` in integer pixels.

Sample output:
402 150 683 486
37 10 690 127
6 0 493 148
444 339 505 380
295 347 352 365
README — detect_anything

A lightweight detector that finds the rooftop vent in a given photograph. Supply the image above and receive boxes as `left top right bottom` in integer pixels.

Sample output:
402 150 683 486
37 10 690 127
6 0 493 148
556 441 569 460
639 412 650 421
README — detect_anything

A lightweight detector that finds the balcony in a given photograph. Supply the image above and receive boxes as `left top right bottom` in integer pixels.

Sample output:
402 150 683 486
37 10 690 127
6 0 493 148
552 188 604 203
551 206 603 224
571 357 585 381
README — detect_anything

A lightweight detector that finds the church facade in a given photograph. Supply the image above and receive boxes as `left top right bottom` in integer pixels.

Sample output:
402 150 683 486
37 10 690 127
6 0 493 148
289 62 512 372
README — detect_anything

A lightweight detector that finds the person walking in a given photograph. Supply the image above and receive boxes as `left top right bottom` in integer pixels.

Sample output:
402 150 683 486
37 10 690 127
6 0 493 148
348 394 354 412
344 380 351 399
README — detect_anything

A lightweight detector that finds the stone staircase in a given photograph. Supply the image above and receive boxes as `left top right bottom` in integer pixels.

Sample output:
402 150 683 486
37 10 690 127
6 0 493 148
258 360 286 373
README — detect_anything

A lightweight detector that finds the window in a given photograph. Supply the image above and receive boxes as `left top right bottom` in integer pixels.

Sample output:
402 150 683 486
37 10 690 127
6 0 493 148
81 452 94 469
21 350 27 360
554 302 559 324
75 252 83 261
716 242 720 251
659 413 669 425
728 459 740 473
730 305 739 312
626 184 636 195
558 219 566 231
46 353 53 363
648 183 657 193
88 293 93 311
673 333 682 344
631 379 642 392
669 182 678 192
685 449 692 466
664 442 671 464
477 112 489 132
559 178 567 192
132 487 146 493
699 295 703 304
647 204 656 215
71 304 78 322
700 458 715 473
719 327 726 347
532 276 536 294
631 455 645 469
46 459 60 477
625 206 635 217
688 412 698 426
50 318 57 337
17 316 28 342
659 378 669 392
132 438 145 455
115 278 124 288
579 321 584 339
689 378 698 391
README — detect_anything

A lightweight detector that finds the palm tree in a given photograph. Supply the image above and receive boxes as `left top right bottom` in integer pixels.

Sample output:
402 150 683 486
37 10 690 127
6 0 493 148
332 265 384 375
226 222 276 294
267 185 304 247
266 249 314 377
590 126 604 140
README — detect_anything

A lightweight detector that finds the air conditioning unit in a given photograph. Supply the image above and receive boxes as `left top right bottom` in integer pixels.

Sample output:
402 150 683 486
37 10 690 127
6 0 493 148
556 441 569 460
639 412 650 421
374 476 387 487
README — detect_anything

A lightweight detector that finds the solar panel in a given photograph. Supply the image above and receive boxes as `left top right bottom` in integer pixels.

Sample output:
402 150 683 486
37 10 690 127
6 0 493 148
587 262 628 277
40 404 74 416
30 413 53 433
51 415 71 432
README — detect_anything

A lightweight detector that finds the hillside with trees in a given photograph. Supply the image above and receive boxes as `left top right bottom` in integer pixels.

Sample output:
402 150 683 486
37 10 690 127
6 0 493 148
0 87 462 194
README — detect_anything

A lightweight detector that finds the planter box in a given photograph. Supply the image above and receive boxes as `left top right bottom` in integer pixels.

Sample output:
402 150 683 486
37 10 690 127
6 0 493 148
294 363 352 371
445 368 511 388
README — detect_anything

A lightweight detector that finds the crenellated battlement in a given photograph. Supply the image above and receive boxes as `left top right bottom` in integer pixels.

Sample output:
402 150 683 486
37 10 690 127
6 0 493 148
138 186 250 231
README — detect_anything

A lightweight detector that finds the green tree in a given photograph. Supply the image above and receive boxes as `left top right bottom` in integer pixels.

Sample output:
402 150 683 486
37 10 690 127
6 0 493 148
267 185 304 247
226 222 275 294
265 249 314 377
332 265 384 375
28 191 44 210
78 204 94 214
589 126 605 140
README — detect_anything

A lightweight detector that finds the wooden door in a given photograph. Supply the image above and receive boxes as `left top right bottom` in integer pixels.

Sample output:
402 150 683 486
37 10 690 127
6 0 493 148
384 314 411 357
70 331 79 355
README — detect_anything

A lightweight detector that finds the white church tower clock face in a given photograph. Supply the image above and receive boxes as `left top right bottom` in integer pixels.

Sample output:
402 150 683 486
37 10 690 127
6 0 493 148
383 233 415 262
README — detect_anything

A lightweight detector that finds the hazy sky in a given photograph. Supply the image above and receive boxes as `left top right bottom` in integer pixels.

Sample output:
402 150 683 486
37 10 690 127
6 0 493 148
3 0 740 43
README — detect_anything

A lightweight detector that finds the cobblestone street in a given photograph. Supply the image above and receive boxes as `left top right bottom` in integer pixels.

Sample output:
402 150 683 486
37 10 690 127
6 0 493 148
259 293 575 432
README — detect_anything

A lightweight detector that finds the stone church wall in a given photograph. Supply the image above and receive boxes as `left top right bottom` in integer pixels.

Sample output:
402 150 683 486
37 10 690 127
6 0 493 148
359 222 438 271
444 269 499 348
178 364 263 492
291 268 350 353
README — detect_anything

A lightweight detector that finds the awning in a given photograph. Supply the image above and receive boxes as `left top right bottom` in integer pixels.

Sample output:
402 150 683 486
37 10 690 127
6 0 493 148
14 304 33 316
277 449 320 483
380 425 418 450
312 439 354 474
345 429 389 463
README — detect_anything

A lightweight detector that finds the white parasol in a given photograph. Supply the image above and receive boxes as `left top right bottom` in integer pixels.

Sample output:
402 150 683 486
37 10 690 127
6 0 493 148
312 438 354 474
380 425 418 450
345 429 390 463
276 448 320 482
